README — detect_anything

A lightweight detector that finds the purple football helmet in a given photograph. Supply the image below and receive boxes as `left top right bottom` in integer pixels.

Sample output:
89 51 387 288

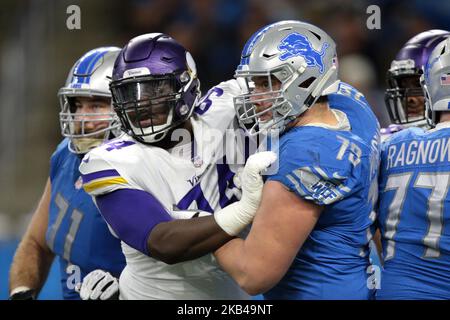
110 33 201 144
385 29 450 126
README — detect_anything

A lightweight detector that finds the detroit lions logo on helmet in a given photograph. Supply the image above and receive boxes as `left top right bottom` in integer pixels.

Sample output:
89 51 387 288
278 33 329 74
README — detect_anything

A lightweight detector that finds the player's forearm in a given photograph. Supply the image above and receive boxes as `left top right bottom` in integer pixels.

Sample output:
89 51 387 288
9 236 55 295
95 189 235 264
153 152 279 264
10 178 54 296
214 238 248 285
214 237 272 295
147 216 234 264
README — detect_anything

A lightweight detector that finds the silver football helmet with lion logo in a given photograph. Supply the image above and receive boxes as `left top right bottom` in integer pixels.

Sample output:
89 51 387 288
234 20 340 135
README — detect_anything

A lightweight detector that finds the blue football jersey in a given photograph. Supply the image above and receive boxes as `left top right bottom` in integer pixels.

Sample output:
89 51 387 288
47 139 126 299
265 82 380 300
329 82 380 145
377 125 450 299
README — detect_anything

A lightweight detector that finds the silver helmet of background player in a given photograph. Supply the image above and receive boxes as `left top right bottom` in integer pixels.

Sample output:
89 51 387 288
58 47 121 154
421 37 450 127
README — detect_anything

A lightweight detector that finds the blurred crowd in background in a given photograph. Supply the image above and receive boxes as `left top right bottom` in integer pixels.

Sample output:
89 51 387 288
1 0 450 242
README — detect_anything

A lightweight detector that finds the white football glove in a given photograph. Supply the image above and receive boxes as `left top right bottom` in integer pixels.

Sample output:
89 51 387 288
75 269 119 300
214 151 277 236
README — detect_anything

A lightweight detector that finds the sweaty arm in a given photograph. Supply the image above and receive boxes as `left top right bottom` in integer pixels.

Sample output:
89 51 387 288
9 178 55 299
214 180 322 295
95 188 233 265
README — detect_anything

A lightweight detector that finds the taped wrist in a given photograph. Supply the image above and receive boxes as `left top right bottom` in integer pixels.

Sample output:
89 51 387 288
214 202 253 236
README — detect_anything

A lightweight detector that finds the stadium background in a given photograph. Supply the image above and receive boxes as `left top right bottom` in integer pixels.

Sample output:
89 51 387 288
0 0 449 299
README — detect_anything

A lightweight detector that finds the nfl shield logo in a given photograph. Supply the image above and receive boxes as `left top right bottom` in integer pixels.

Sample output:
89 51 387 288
192 155 203 168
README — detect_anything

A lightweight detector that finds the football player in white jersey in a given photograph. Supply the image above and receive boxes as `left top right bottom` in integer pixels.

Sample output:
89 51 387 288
78 33 276 299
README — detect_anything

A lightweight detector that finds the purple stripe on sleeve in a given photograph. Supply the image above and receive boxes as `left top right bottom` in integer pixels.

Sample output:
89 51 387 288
95 189 173 256
82 169 121 184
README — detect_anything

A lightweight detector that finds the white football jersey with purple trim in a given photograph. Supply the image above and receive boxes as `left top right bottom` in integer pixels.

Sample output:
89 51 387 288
79 80 250 299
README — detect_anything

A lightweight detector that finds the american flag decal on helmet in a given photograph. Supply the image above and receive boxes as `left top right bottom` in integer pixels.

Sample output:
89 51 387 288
440 73 450 85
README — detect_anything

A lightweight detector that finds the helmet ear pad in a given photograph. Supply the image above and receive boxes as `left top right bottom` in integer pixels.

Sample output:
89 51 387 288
174 78 201 120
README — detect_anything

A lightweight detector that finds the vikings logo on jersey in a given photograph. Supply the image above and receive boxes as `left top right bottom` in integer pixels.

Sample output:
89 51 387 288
278 33 329 73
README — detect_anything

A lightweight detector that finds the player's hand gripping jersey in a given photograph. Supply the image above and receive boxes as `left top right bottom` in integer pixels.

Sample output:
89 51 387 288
80 80 250 299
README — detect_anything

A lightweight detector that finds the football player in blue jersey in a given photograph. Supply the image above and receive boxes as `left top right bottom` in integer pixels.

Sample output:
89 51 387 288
376 37 450 300
8 47 126 300
373 30 450 272
212 20 381 299
382 30 450 141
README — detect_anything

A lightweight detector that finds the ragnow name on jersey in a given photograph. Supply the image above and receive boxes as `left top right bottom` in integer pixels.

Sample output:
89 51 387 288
377 124 450 299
